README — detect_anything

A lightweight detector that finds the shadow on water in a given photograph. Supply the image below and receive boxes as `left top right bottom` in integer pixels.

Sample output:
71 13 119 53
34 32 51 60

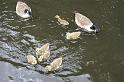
0 0 124 82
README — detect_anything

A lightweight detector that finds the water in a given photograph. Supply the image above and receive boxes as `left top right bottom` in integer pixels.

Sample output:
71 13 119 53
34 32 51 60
0 0 124 82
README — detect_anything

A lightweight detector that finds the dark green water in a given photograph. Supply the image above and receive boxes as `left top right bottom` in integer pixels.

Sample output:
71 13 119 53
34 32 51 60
0 0 124 82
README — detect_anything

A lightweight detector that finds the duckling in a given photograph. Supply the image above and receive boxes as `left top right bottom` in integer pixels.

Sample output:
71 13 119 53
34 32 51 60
16 0 32 18
36 43 50 62
55 15 69 26
66 31 81 40
45 57 62 72
27 54 37 65
74 12 99 33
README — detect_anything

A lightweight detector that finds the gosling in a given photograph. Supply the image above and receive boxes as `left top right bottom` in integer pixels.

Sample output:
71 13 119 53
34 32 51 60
45 57 62 72
66 31 81 40
36 43 50 62
55 15 69 26
27 54 37 65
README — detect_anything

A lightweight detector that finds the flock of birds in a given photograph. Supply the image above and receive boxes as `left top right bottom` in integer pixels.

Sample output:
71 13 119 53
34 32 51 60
27 43 62 72
15 0 100 72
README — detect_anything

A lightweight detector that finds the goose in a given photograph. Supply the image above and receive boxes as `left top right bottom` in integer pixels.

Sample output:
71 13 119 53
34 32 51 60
66 31 81 40
16 0 32 18
45 57 62 72
55 15 69 26
36 43 50 62
27 54 37 65
74 12 99 33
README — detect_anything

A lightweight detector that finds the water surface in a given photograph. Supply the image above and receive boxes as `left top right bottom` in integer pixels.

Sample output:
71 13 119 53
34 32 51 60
0 0 124 82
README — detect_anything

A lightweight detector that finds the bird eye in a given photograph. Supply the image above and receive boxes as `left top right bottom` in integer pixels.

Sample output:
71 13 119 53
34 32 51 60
24 9 32 16
90 25 96 30
24 9 28 13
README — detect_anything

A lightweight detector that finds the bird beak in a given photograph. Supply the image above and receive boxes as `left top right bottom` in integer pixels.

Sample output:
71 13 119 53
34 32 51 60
95 27 100 33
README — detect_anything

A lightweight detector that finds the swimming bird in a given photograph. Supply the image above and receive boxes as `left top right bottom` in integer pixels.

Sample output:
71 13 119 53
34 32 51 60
74 12 99 33
45 57 62 72
66 31 81 40
16 0 32 18
36 43 50 62
27 54 37 65
55 15 69 26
